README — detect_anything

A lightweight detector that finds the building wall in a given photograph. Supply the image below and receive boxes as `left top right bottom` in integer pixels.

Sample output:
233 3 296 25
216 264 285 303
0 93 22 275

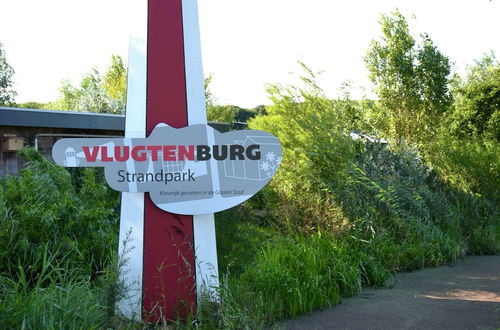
0 106 230 179
0 126 123 178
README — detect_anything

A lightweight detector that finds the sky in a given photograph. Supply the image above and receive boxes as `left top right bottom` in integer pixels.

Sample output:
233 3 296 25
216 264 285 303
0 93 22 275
1 0 499 108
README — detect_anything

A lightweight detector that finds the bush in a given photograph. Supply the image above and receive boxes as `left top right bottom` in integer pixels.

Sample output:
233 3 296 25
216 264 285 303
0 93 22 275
249 64 357 233
0 148 120 285
236 65 499 327
429 136 500 202
0 250 107 329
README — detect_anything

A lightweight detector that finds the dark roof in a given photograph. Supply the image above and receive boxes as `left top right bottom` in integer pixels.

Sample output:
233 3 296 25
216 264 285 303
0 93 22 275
0 107 125 131
0 107 231 132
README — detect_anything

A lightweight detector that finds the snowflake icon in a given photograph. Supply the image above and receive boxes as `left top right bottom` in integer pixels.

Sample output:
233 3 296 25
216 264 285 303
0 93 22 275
260 161 271 172
260 151 281 177
266 151 276 162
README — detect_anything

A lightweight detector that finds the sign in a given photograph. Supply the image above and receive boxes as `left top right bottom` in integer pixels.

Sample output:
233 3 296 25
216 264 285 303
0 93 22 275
52 123 282 214
47 0 282 322
47 0 281 322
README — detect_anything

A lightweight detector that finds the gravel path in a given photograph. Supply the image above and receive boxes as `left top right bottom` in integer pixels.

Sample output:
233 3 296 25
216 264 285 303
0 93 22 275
281 255 500 330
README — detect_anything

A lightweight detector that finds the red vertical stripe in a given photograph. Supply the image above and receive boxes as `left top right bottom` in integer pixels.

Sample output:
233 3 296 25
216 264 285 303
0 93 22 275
143 0 196 322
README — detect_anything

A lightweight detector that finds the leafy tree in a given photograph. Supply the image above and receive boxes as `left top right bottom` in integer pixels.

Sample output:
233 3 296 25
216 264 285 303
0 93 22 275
79 68 123 113
365 10 452 146
429 53 500 200
46 55 126 114
103 54 127 105
207 104 238 123
252 105 268 116
235 105 268 123
249 64 356 215
47 78 82 111
0 42 16 106
16 101 46 109
449 53 500 142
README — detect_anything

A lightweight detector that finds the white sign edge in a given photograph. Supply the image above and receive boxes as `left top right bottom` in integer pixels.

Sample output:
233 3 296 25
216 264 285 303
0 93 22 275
182 0 220 302
116 30 147 322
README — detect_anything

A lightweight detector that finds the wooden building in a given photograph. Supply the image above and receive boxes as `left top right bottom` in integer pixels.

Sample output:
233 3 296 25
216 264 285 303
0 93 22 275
0 107 229 178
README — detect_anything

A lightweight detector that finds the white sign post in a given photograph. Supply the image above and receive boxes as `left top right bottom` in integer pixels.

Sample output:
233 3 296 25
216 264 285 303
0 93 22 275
51 0 282 323
118 0 217 321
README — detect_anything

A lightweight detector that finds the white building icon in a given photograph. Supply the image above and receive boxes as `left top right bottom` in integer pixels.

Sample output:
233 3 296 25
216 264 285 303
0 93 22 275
63 147 78 167
223 136 281 181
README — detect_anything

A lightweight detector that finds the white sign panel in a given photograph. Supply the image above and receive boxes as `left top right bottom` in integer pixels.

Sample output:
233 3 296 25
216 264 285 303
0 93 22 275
53 123 282 215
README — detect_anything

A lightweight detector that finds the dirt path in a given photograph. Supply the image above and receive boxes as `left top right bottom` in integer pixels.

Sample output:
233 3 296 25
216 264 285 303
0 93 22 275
281 256 500 330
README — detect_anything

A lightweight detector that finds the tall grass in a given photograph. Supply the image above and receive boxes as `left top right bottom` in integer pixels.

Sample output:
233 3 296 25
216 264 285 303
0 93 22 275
0 148 119 284
0 148 122 329
196 207 464 328
0 245 121 329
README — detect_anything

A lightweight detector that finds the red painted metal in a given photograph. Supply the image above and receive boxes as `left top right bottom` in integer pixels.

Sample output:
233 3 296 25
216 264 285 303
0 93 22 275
142 0 196 322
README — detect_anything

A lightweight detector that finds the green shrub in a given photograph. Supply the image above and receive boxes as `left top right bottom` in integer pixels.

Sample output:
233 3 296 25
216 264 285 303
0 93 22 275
0 275 107 329
234 65 499 327
0 148 120 285
0 244 123 329
249 64 357 233
429 137 500 202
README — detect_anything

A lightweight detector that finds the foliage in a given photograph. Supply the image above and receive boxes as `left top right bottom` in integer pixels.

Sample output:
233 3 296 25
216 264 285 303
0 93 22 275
249 63 361 231
348 139 499 255
193 195 473 328
428 136 500 202
16 101 47 109
215 206 277 276
255 63 354 166
0 240 128 329
0 250 110 329
232 105 268 123
46 55 127 114
423 53 500 203
103 54 127 105
0 41 16 106
449 53 500 142
207 105 239 123
223 63 498 329
0 148 120 284
249 60 498 279
47 79 81 111
365 10 452 146
207 104 267 125
0 148 125 329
